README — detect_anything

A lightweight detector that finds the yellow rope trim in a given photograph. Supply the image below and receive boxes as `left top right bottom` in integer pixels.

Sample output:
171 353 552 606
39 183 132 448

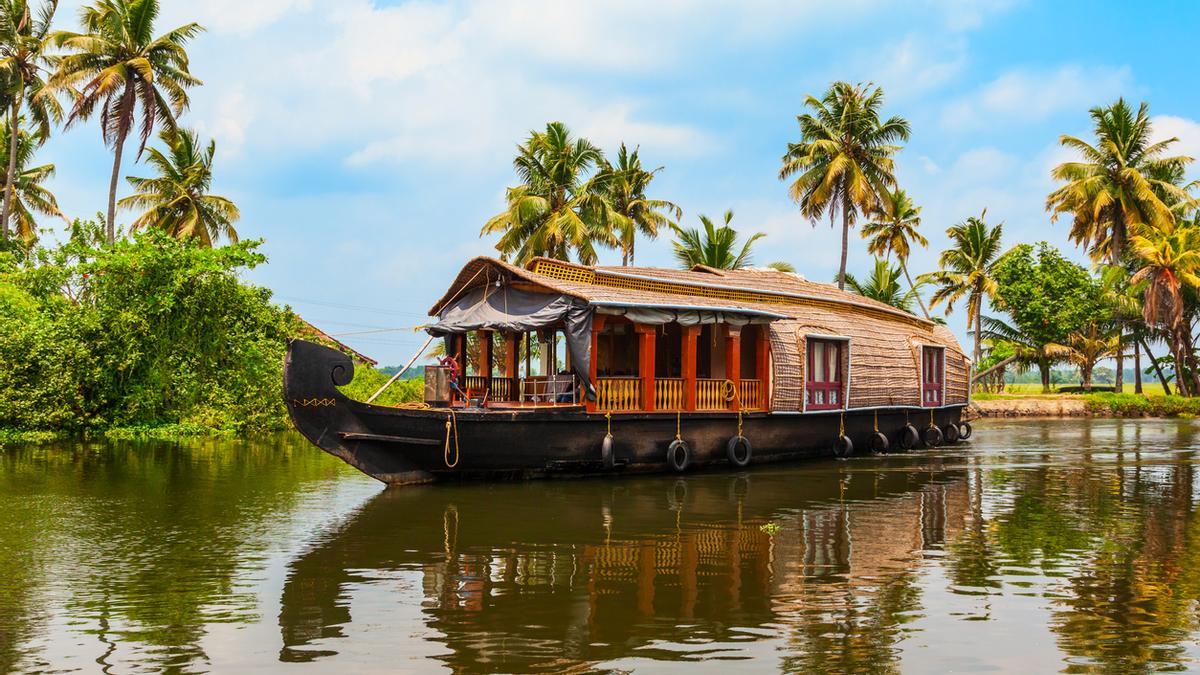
444 410 460 468
675 411 682 442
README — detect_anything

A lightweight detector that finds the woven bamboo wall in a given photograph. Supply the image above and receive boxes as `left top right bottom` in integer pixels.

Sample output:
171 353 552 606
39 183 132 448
768 320 804 412
769 311 970 411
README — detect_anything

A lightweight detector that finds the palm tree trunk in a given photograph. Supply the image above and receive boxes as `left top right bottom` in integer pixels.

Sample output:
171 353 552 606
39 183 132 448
106 126 128 245
973 305 982 376
837 191 850 290
0 88 21 241
1169 335 1190 397
1114 330 1124 393
900 261 930 319
1140 336 1171 395
1039 359 1051 394
1133 340 1143 394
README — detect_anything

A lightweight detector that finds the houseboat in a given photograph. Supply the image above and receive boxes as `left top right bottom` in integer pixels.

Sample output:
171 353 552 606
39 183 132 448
284 256 973 485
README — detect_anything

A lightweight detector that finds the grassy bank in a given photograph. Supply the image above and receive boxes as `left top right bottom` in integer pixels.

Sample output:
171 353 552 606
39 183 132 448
1082 393 1200 418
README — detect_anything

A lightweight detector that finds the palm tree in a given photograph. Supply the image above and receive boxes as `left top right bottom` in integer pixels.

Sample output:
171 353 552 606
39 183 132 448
766 261 797 273
1129 222 1200 395
119 128 239 247
779 81 910 290
1047 99 1193 264
671 210 764 270
0 0 61 241
0 114 64 243
50 0 202 244
919 211 1005 369
482 122 617 265
599 143 680 266
842 258 919 312
861 188 929 317
1048 100 1195 393
1059 323 1120 391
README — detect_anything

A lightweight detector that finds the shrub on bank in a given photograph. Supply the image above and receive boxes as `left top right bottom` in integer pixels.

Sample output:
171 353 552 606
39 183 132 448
0 223 301 434
1083 393 1200 417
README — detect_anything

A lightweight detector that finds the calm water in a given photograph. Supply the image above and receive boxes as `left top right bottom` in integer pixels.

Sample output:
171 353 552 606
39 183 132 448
4 421 1200 673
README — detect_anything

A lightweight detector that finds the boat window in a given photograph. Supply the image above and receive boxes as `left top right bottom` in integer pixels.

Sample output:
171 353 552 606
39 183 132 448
922 346 944 406
806 338 844 411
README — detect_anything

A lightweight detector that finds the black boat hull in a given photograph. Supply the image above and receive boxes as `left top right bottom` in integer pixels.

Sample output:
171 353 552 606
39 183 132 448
284 339 967 485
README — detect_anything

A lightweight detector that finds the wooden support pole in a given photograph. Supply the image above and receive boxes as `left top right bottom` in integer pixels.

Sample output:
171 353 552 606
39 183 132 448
479 330 493 379
635 323 657 412
725 325 741 411
681 325 700 412
757 325 771 410
587 316 607 413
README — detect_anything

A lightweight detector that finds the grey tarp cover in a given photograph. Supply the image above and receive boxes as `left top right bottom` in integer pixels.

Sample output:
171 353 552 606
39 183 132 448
427 284 596 398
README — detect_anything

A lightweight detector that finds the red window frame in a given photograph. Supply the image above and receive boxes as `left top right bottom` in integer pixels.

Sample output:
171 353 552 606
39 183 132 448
806 338 845 411
922 346 944 407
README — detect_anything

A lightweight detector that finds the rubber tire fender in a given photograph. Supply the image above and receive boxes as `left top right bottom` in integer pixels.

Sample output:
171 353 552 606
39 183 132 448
869 431 890 454
922 425 944 448
899 424 920 450
667 439 691 473
834 435 854 458
727 435 752 468
959 422 973 440
943 423 961 444
601 434 615 469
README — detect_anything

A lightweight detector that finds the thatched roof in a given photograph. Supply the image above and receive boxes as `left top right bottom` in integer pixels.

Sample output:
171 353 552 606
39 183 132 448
430 256 934 326
430 257 970 410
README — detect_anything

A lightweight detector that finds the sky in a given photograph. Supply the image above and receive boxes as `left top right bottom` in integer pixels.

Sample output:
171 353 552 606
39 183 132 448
35 0 1200 365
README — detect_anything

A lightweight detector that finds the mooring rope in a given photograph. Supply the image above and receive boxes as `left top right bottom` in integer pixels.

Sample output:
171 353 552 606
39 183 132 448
444 409 460 468
675 411 682 442
722 379 744 437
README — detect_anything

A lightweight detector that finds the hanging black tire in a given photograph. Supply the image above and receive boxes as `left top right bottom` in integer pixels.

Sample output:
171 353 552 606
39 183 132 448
834 435 854 458
601 434 615 469
727 435 752 468
943 423 960 444
922 425 944 447
959 422 973 440
869 431 890 453
899 424 920 450
667 439 690 473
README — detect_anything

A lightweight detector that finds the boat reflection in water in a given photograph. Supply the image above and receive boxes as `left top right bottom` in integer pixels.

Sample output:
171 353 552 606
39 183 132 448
278 458 969 671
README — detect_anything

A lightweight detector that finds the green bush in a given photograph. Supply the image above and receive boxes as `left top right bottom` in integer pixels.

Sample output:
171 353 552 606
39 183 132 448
0 222 300 433
1084 393 1200 417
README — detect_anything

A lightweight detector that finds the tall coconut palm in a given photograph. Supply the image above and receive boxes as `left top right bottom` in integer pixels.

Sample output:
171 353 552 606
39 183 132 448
0 114 64 243
919 212 1005 369
482 121 616 265
1048 100 1195 393
599 143 680 266
0 0 61 241
842 258 919 312
861 188 929 317
779 81 910 290
671 210 764 270
1047 99 1193 264
50 0 202 244
1129 222 1200 395
119 128 239 247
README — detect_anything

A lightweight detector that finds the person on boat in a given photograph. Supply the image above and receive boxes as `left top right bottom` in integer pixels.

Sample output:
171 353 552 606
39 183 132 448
439 355 466 400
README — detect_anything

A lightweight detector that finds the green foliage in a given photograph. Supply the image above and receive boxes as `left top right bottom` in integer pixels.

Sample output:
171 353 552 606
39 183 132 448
1084 393 1200 417
0 222 299 432
671 209 764 270
336 364 423 407
842 258 918 312
120 127 240 247
992 242 1103 350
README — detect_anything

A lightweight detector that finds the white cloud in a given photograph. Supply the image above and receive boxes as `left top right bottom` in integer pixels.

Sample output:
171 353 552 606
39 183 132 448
868 34 969 99
1153 115 1200 167
940 65 1133 131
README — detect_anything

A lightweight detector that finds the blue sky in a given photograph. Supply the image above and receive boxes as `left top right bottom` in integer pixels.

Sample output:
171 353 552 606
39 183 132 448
36 0 1200 364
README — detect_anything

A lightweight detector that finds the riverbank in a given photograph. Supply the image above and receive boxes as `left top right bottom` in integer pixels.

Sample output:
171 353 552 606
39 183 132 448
972 392 1200 418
